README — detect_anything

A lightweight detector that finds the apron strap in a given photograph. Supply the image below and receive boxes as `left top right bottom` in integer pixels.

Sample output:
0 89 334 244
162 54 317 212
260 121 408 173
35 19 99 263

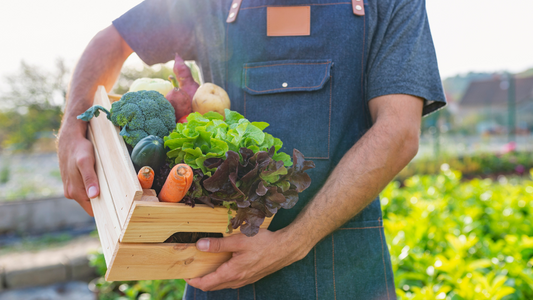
352 0 365 16
226 0 243 23
228 1 363 20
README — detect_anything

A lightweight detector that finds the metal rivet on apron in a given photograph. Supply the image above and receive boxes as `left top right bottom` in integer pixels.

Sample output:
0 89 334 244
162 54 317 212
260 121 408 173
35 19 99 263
229 12 235 18
232 3 238 8
355 5 362 10
282 82 288 87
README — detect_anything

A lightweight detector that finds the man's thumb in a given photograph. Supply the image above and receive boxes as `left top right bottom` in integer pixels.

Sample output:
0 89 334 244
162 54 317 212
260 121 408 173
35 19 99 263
196 238 225 253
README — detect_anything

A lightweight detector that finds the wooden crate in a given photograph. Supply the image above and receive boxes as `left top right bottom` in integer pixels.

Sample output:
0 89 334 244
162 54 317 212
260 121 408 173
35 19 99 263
88 86 272 281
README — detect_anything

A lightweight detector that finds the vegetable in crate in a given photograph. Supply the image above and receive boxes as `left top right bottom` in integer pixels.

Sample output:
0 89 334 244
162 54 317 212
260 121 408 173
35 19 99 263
77 90 176 147
159 164 194 203
128 77 173 96
165 53 199 120
167 75 193 121
192 83 231 115
166 52 199 121
137 166 155 189
165 109 292 174
164 109 314 237
131 135 167 172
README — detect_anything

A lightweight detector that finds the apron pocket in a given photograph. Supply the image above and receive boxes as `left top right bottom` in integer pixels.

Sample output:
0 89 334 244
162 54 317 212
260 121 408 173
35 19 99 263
242 59 333 159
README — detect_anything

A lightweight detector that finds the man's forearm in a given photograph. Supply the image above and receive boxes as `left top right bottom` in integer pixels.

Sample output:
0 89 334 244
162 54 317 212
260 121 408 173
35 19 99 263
56 25 133 212
62 25 132 132
283 95 423 256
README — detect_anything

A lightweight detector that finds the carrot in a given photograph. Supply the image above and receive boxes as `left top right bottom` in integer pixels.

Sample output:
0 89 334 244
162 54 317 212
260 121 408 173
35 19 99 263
137 166 155 189
158 164 194 203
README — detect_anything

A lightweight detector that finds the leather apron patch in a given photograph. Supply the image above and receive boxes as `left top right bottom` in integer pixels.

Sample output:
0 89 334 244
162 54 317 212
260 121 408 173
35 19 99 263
266 6 311 36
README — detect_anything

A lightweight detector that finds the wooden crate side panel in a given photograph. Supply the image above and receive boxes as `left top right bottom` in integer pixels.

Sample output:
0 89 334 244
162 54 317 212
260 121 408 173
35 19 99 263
105 243 231 281
89 86 143 227
121 202 273 243
107 94 122 102
89 128 123 237
89 128 121 266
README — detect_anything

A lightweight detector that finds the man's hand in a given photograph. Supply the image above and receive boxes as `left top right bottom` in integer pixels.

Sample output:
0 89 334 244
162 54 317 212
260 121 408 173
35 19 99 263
57 24 132 215
185 228 309 291
57 124 98 216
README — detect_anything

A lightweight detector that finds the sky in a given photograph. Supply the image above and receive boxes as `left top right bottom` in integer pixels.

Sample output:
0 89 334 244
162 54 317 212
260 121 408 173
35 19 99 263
1 0 532 87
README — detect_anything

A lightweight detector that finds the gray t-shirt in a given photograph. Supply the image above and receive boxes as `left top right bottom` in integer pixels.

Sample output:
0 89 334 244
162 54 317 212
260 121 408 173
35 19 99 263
113 0 446 116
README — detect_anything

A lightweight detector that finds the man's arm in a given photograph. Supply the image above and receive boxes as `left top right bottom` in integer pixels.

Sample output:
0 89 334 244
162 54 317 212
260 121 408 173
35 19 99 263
186 94 424 291
288 94 422 245
57 25 133 215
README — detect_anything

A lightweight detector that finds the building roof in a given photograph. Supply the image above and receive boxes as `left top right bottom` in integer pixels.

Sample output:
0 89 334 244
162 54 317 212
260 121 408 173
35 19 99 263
460 75 533 107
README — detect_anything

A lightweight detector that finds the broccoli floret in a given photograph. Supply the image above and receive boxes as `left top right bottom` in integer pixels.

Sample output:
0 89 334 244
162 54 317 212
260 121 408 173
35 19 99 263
77 90 176 147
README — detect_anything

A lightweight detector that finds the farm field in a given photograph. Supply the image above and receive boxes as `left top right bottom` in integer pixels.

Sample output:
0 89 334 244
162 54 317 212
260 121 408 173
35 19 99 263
384 168 533 299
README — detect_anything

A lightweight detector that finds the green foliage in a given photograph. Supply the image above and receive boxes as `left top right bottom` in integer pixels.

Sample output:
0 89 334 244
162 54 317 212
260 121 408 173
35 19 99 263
383 168 533 299
0 164 10 184
164 109 290 175
0 59 67 152
89 250 185 300
110 90 176 147
0 233 72 255
0 105 62 151
398 151 533 181
49 169 62 180
78 91 176 147
0 59 69 110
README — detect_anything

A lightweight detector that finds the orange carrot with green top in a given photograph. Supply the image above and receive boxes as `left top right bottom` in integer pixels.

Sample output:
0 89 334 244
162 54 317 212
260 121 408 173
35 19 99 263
158 164 193 203
138 166 155 189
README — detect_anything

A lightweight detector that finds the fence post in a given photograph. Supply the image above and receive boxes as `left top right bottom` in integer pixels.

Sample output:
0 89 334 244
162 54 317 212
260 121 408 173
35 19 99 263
508 73 516 143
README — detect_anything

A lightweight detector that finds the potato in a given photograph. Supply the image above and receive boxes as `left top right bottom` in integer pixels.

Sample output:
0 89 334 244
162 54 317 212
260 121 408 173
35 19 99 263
192 83 231 115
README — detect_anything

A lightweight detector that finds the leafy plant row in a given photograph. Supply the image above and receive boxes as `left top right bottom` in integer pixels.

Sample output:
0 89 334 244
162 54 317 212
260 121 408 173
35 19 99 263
397 151 533 181
383 168 533 299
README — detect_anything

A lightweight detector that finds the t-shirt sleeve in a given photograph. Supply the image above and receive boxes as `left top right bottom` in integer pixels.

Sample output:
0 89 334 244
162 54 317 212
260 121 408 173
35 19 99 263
112 0 196 65
366 0 446 116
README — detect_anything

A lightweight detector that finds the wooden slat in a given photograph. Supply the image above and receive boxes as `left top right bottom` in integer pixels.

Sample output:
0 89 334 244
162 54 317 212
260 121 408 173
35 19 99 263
105 243 232 281
107 94 122 102
120 202 273 243
88 127 121 266
89 86 143 227
140 195 159 202
142 189 157 197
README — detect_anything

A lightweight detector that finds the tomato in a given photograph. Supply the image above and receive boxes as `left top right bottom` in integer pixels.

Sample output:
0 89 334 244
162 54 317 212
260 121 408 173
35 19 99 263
177 115 189 123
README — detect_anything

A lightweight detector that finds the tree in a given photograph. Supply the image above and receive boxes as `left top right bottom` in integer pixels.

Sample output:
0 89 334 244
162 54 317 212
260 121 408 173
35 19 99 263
0 59 68 151
1 59 68 110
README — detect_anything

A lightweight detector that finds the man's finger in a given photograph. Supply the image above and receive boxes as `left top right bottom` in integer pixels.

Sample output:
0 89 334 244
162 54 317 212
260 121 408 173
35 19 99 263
196 235 243 253
76 151 100 200
187 261 239 291
77 198 94 217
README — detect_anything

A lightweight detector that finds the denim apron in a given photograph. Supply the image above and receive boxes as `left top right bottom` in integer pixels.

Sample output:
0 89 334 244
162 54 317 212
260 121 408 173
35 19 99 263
185 0 396 299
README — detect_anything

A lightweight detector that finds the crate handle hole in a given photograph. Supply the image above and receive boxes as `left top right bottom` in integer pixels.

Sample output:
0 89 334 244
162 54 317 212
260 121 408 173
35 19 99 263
164 232 224 244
